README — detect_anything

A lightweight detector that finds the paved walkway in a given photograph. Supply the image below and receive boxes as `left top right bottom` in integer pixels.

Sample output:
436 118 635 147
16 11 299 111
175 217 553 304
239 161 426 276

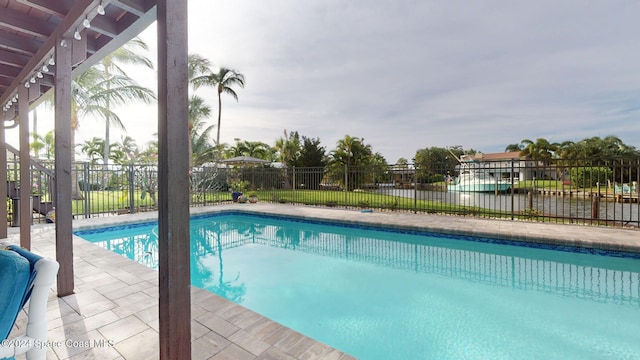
5 204 640 359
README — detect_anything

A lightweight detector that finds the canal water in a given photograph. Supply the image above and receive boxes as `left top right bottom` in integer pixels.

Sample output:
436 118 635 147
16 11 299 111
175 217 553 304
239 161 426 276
376 188 640 225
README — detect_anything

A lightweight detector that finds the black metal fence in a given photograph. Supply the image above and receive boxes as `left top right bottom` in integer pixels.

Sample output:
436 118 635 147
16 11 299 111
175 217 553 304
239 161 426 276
6 156 640 228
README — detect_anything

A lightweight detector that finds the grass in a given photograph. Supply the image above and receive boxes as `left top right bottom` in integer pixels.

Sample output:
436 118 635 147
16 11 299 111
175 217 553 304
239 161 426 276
67 188 506 217
70 190 238 214
249 189 504 216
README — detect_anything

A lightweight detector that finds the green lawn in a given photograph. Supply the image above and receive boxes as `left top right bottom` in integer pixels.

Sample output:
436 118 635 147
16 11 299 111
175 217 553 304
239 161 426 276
247 189 505 216
69 188 508 217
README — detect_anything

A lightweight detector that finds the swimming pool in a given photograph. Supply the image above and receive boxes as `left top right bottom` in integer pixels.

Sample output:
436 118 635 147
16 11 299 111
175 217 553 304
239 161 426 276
76 212 640 360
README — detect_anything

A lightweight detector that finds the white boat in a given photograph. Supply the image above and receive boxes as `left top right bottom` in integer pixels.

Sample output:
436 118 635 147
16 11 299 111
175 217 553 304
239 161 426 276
447 154 511 193
447 169 511 192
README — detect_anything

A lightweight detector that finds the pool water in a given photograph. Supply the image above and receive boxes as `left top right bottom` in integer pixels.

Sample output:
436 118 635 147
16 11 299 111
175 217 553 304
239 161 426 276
76 213 640 360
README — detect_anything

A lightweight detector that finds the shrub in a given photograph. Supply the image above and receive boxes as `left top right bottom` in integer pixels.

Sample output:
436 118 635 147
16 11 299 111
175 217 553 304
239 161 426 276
569 167 613 188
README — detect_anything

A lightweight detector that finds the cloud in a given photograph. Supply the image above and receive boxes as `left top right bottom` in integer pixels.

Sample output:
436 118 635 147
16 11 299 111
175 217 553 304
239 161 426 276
12 0 640 163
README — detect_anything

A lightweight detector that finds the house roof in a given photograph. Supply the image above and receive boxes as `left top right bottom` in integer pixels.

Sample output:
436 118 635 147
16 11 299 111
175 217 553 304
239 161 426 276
1 0 157 119
471 151 525 161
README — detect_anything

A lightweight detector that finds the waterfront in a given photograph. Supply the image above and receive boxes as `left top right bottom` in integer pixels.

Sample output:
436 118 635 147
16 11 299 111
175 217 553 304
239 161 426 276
377 188 640 226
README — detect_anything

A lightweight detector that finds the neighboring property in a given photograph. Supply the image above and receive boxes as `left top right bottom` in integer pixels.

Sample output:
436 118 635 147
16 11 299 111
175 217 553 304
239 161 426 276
390 164 414 187
466 151 547 182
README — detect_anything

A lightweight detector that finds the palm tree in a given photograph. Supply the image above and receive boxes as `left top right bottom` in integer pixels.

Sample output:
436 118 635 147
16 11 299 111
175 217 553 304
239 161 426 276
70 66 155 198
191 67 245 152
238 140 271 159
504 143 522 152
274 129 301 166
188 54 212 80
80 137 106 165
185 54 217 167
189 96 215 166
519 138 558 164
328 135 374 190
225 139 245 158
30 132 45 160
118 135 139 160
92 38 154 166
330 135 373 166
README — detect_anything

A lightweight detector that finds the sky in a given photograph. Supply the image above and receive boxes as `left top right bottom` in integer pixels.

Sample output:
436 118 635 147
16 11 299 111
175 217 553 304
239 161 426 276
8 0 640 163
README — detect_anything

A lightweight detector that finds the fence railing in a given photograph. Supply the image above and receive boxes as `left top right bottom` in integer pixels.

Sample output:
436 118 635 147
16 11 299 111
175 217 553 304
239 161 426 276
5 156 640 228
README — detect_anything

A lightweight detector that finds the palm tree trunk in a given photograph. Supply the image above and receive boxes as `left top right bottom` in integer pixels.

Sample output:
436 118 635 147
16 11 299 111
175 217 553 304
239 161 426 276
215 90 222 161
103 68 112 170
33 109 39 159
104 114 110 166
71 111 84 200
216 91 222 146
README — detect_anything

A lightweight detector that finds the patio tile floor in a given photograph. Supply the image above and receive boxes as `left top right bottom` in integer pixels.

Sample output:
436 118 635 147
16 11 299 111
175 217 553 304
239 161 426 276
5 203 639 359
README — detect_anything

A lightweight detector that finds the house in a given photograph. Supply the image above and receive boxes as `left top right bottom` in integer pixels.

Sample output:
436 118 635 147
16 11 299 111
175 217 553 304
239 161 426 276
466 151 552 182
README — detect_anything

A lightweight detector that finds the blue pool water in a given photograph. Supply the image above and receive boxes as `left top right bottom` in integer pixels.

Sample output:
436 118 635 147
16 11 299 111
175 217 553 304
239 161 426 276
76 213 640 360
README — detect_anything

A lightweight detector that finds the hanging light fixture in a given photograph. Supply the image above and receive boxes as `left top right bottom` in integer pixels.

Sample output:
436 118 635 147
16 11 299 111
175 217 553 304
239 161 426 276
37 71 43 78
48 57 55 66
42 64 49 72
74 29 82 40
97 1 105 15
25 81 30 88
83 17 91 28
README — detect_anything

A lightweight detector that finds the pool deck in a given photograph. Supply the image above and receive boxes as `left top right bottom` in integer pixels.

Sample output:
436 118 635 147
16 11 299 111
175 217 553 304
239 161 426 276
5 204 640 359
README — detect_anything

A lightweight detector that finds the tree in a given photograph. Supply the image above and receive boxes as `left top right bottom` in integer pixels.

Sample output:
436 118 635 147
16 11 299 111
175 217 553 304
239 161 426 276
328 135 375 190
329 135 373 167
92 38 154 166
223 139 272 160
70 63 155 198
41 130 55 161
191 67 246 152
295 136 326 189
274 130 301 167
571 136 638 159
118 136 140 161
396 158 409 167
504 143 522 152
370 152 390 184
414 146 463 183
188 95 214 166
519 138 559 164
80 137 106 165
79 137 132 166
30 132 46 160
297 136 326 168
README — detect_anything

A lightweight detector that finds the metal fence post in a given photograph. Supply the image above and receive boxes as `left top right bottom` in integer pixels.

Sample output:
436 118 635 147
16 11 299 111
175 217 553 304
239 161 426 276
344 164 348 208
83 163 90 218
413 166 418 213
592 195 599 220
510 160 515 220
129 164 135 214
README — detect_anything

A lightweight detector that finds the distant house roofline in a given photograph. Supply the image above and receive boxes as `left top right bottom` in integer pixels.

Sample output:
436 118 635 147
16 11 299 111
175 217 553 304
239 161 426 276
471 151 527 161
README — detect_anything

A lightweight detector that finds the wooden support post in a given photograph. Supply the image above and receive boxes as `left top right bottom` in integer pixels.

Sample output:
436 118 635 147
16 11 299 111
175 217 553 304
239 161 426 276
54 38 74 297
18 85 31 249
0 116 6 239
157 0 191 357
